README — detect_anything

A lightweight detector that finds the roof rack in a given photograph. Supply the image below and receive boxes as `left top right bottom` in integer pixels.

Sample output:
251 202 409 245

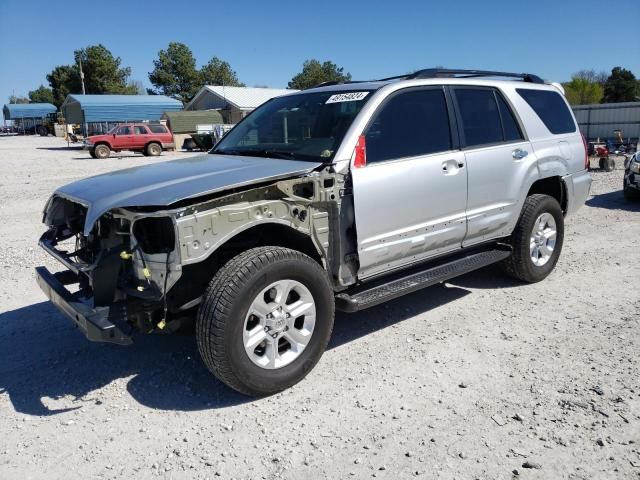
307 80 367 89
378 68 545 84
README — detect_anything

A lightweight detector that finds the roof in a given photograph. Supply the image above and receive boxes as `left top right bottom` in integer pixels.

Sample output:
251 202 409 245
61 94 183 123
162 110 225 133
2 103 56 120
186 86 298 111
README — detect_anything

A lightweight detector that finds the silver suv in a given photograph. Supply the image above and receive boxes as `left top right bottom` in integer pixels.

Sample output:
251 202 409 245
36 69 592 395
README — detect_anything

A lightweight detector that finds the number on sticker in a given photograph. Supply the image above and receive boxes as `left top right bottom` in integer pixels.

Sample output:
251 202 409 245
325 92 369 104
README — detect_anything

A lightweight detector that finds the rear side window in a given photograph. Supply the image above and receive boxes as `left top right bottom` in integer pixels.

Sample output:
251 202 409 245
134 126 148 135
516 89 576 134
365 88 451 163
454 88 502 146
148 125 168 133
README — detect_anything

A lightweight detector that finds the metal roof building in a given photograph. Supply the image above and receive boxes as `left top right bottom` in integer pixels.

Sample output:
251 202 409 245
3 103 56 120
185 86 297 123
572 102 640 140
61 94 183 124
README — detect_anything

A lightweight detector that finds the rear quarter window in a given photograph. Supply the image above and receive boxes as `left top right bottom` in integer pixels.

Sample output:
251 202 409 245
148 125 168 134
516 89 576 134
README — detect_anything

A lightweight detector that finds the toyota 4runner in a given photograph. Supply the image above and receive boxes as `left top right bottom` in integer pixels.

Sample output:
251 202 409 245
36 69 592 396
84 123 175 159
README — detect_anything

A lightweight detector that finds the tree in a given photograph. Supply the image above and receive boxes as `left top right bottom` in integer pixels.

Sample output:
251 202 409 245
563 77 603 105
28 85 55 104
45 45 135 107
200 57 245 87
148 42 201 104
8 95 29 104
288 60 352 90
46 64 82 107
573 69 608 87
74 44 136 95
602 67 639 103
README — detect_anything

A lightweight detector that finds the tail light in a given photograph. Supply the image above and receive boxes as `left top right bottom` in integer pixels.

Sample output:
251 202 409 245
353 135 366 168
581 134 588 170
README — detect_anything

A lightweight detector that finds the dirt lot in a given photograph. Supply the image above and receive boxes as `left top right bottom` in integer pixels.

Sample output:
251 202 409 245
0 135 638 480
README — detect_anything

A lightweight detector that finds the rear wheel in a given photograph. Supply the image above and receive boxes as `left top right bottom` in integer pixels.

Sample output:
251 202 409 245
502 194 564 283
604 157 615 172
94 144 110 159
37 126 48 136
196 246 334 396
146 142 162 156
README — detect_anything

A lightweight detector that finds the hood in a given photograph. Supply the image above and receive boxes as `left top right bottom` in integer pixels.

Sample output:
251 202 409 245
53 154 322 235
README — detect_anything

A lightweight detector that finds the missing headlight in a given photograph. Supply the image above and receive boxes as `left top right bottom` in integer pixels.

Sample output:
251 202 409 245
133 217 176 254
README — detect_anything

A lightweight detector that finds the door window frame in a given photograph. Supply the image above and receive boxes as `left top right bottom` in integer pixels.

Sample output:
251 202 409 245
360 85 460 166
450 86 528 150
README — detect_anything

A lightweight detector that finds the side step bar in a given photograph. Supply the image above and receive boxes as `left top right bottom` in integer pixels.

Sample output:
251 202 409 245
335 247 512 312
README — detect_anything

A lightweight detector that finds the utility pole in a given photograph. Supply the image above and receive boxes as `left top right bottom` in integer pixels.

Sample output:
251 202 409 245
78 56 86 95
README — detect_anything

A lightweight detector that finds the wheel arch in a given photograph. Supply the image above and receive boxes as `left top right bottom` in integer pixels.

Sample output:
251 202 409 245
526 175 568 214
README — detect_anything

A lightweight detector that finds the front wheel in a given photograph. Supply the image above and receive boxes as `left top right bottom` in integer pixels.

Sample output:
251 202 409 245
94 144 110 159
197 246 335 396
502 194 564 283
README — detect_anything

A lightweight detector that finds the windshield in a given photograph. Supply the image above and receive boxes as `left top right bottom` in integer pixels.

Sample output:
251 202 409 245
212 90 373 162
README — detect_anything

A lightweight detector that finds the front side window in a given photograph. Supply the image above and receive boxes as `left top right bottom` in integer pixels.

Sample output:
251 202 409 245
212 90 373 162
365 88 452 164
117 126 132 135
516 88 576 135
134 126 148 135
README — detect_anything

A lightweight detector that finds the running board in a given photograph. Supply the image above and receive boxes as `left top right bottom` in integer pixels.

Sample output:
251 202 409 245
335 247 512 312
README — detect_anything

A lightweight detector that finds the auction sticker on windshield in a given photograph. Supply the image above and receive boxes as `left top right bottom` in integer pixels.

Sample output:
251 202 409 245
325 92 369 103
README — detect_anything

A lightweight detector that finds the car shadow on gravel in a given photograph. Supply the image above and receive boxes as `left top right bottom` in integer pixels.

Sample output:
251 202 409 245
586 190 640 212
1 281 481 416
36 146 84 151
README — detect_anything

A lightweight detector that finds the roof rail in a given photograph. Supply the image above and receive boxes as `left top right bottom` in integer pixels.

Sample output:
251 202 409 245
378 68 545 84
306 80 368 90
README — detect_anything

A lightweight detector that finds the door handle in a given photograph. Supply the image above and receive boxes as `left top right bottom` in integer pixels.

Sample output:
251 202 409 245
442 159 464 174
512 148 528 160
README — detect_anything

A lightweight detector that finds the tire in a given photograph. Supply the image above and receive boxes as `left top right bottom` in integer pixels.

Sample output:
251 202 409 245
604 158 615 172
94 144 110 159
197 246 335 396
89 149 97 159
146 142 162 156
599 158 606 170
502 194 564 283
623 180 640 201
37 126 48 137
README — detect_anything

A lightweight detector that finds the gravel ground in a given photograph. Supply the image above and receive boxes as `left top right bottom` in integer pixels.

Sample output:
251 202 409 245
0 135 639 480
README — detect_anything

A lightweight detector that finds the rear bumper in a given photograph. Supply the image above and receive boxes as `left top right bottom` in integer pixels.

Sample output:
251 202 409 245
35 266 132 345
563 169 592 216
161 142 176 150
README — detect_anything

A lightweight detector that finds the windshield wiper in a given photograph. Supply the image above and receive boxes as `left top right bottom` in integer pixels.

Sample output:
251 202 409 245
213 149 299 160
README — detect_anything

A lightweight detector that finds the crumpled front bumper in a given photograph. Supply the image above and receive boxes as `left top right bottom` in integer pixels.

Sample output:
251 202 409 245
35 266 132 345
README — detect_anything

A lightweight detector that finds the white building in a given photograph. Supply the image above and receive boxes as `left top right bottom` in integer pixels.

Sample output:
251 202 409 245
185 86 298 123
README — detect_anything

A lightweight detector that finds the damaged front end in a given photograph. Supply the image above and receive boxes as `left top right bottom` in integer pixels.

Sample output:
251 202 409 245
36 166 357 345
37 196 181 345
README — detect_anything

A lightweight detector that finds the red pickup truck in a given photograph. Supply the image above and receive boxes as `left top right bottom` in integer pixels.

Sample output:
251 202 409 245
84 123 175 159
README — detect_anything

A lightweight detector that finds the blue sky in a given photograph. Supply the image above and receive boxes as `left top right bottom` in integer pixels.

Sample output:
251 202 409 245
1 0 639 120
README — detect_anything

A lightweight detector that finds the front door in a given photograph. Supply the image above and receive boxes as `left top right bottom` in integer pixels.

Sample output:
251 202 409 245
351 87 468 279
114 125 134 149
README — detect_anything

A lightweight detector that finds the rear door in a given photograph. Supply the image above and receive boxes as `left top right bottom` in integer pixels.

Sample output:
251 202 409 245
133 125 149 149
351 87 467 279
451 87 535 246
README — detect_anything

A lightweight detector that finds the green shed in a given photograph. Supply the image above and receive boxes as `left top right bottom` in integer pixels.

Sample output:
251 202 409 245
162 110 225 134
